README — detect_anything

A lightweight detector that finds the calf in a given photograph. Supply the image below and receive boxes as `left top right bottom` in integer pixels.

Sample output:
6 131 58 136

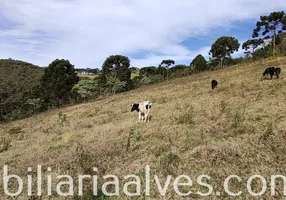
131 101 152 122
262 66 281 80
211 80 218 90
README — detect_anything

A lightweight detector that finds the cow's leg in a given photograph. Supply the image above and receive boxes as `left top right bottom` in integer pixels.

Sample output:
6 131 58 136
144 113 148 122
145 110 150 122
276 72 280 78
138 111 141 121
142 113 145 122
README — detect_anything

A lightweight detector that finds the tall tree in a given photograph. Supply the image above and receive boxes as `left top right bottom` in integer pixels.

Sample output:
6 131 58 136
190 54 207 71
102 55 133 91
40 59 79 107
160 59 175 80
209 36 240 68
252 11 286 55
95 72 108 94
157 65 167 79
206 57 220 69
242 39 264 57
139 66 157 77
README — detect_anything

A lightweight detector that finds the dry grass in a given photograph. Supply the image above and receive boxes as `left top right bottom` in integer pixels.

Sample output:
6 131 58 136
78 74 99 79
1 57 286 199
78 71 139 80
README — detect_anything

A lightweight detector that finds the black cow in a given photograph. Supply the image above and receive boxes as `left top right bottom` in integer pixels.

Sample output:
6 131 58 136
211 80 218 90
262 66 281 80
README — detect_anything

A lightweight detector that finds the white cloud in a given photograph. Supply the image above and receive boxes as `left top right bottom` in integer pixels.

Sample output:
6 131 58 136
131 46 211 67
0 0 285 68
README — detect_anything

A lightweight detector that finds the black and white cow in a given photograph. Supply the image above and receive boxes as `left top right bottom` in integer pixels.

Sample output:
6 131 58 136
131 101 152 122
262 66 281 80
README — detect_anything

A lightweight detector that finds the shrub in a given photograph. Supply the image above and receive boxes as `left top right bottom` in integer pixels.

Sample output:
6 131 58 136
72 79 99 101
0 135 11 153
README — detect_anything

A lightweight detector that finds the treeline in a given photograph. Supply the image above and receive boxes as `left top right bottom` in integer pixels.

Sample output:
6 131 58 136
75 68 100 75
132 10 286 86
0 10 285 122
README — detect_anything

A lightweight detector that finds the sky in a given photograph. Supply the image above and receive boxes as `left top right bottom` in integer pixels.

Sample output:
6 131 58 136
0 1 286 69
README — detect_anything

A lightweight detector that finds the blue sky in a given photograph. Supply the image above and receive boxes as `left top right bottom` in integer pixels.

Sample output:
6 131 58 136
0 0 285 69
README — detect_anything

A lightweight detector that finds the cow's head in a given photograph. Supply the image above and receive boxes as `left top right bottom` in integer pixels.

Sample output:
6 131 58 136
130 103 139 112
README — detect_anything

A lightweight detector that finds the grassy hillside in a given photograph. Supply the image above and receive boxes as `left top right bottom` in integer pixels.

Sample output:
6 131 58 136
0 59 44 98
0 59 44 120
0 57 286 199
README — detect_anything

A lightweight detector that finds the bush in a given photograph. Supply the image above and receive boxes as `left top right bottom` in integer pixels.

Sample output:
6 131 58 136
106 76 126 94
72 79 99 101
190 54 207 71
0 135 11 153
252 45 272 60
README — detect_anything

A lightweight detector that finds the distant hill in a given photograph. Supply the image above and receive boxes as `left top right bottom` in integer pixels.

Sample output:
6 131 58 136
0 59 44 120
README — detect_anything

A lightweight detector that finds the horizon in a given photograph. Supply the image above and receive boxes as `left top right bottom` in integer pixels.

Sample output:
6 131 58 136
0 1 286 69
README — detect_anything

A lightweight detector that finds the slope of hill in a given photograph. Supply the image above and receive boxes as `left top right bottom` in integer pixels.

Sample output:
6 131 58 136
0 59 44 97
0 57 286 199
0 59 44 120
